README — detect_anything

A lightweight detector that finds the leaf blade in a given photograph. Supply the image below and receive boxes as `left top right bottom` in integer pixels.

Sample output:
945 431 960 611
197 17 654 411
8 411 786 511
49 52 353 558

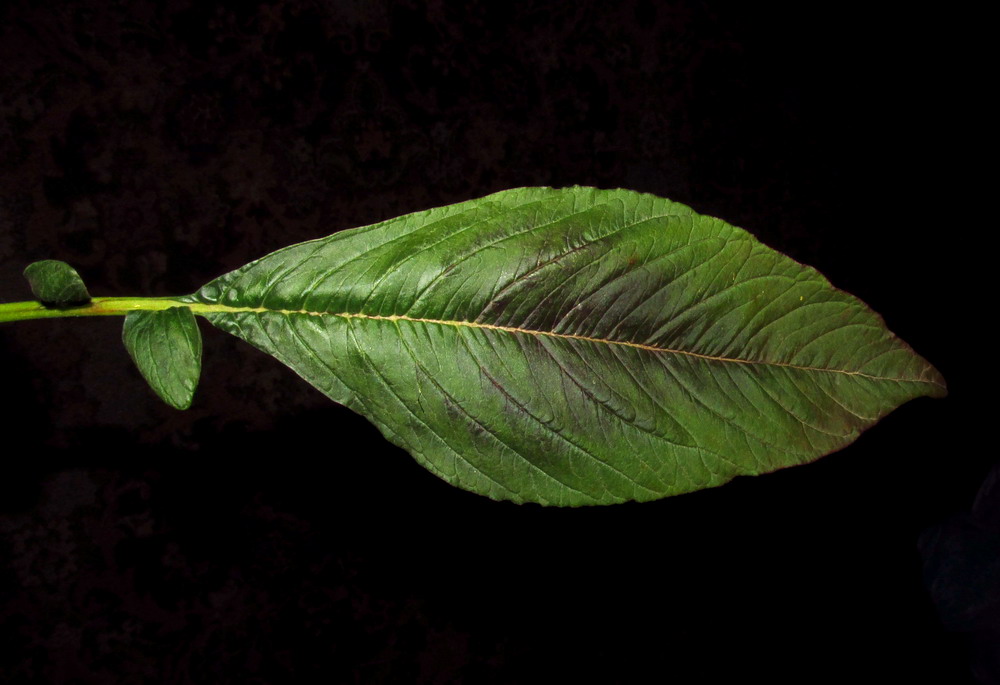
122 307 203 410
188 187 945 505
23 260 91 306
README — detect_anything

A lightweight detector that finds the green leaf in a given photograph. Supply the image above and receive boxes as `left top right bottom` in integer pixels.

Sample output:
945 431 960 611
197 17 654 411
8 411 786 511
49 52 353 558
184 186 945 506
23 260 91 306
122 307 202 410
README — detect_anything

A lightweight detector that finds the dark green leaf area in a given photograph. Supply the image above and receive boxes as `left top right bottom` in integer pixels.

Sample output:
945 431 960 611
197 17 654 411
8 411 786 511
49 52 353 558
23 260 91 306
122 307 202 410
191 187 946 505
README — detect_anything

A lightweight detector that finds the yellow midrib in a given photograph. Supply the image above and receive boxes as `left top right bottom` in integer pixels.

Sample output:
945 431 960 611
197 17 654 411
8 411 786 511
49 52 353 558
183 301 937 386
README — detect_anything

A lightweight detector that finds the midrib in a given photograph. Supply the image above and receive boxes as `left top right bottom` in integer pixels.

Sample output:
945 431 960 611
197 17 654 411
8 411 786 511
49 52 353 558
185 301 934 386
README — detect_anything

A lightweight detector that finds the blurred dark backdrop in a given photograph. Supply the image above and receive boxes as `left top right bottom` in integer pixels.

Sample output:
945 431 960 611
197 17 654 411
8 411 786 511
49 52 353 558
0 1 987 683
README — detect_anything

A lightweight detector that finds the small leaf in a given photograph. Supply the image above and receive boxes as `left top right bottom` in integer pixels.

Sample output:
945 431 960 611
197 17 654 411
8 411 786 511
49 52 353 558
23 260 91 306
122 307 202 410
184 186 946 505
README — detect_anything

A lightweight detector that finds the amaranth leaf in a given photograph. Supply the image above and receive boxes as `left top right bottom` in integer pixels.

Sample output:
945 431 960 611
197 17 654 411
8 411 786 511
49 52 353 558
181 186 945 505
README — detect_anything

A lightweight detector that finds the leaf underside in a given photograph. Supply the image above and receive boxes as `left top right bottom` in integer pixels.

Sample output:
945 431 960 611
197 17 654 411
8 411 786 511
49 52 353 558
184 186 945 506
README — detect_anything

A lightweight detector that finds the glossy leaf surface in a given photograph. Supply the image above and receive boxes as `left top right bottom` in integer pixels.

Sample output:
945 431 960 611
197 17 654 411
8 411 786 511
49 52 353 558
123 307 202 410
186 187 945 505
23 260 91 306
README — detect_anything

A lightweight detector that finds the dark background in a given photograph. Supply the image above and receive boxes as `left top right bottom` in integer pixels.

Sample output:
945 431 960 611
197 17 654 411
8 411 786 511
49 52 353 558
0 2 989 683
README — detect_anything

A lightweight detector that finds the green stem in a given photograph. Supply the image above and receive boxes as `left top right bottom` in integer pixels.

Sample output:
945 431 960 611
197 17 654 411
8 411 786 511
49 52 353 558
0 297 196 324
